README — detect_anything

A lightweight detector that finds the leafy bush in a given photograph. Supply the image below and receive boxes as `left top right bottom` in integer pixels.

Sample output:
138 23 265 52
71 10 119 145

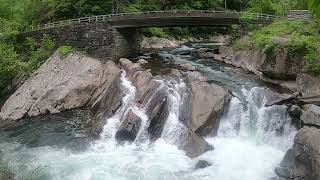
142 27 168 38
0 36 55 91
27 35 55 71
240 13 259 31
58 45 73 57
308 0 320 20
0 43 24 90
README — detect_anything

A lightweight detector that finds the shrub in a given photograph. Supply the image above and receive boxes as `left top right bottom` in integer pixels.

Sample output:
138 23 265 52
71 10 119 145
142 27 168 38
240 13 257 31
0 43 24 90
0 35 55 91
58 45 73 57
27 35 55 71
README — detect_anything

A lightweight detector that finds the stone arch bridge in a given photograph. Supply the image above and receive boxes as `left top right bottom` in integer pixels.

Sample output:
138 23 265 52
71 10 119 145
22 10 280 59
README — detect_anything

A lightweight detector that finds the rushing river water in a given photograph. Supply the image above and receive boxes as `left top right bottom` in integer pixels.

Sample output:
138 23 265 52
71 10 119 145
0 43 297 180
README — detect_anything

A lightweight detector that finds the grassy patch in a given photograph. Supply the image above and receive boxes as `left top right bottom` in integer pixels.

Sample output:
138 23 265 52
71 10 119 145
58 45 73 57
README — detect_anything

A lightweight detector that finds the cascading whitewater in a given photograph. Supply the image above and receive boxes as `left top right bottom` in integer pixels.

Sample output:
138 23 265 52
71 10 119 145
95 70 188 146
0 44 298 180
160 79 188 143
218 87 296 150
191 87 297 180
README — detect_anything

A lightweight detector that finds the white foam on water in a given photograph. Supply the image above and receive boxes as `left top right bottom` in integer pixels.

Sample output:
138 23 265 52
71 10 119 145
98 70 137 140
160 80 188 144
192 137 286 180
0 68 297 180
192 87 297 180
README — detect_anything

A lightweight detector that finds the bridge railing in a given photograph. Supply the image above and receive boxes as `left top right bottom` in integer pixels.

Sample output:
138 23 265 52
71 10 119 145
24 10 282 32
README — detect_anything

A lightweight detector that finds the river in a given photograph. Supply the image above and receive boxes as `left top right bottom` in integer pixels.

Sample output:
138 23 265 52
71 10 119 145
0 42 297 180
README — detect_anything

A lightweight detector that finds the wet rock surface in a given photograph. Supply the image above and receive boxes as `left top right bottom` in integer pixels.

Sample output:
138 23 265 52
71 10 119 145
276 127 320 180
0 49 236 159
301 104 320 127
115 110 142 143
187 79 231 136
116 59 230 157
180 128 214 158
194 160 212 170
297 74 320 105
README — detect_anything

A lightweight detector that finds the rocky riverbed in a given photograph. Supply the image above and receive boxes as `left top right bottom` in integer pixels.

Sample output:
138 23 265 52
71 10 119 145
0 40 319 179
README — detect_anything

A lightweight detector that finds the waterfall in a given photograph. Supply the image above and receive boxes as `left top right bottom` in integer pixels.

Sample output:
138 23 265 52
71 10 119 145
160 79 188 144
218 87 296 151
99 70 139 139
0 45 299 180
96 71 188 146
191 87 297 180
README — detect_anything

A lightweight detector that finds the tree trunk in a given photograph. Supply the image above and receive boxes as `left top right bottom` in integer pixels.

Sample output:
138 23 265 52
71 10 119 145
225 0 228 10
112 0 119 14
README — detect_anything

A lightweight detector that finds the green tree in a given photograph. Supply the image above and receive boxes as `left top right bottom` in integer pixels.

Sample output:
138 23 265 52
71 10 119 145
0 43 23 89
308 0 320 20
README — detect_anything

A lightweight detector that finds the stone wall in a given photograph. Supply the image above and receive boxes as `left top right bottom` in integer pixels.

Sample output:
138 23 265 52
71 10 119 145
22 22 140 60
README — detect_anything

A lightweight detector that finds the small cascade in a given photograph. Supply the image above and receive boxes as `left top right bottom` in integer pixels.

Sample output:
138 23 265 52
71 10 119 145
99 70 138 139
218 87 297 151
160 79 188 144
96 70 188 146
0 44 300 180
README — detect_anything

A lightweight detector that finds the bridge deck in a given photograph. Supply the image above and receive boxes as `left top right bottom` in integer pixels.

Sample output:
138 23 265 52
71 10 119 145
27 10 280 32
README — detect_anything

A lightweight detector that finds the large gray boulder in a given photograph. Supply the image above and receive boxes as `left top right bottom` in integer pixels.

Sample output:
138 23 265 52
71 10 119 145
276 127 320 180
180 128 214 158
185 73 231 136
0 52 115 126
119 58 160 103
86 61 122 137
141 37 179 49
297 74 320 105
220 46 263 75
147 96 170 141
259 47 304 80
115 110 142 143
301 104 320 127
219 45 304 91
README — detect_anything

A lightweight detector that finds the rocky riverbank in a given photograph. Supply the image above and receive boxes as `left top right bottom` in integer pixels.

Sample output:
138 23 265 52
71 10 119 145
220 47 320 180
140 35 230 50
0 50 231 158
190 40 320 180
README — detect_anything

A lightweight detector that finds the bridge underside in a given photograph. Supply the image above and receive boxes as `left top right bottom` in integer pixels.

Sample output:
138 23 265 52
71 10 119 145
109 16 240 28
22 14 258 60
